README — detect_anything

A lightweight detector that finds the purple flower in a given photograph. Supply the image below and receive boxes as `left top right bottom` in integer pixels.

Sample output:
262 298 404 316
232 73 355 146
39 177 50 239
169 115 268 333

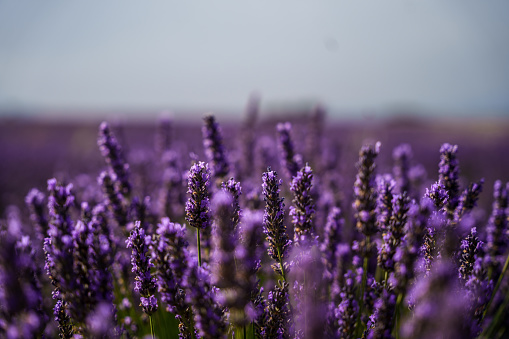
392 143 412 195
353 142 381 238
151 218 194 338
262 168 291 277
366 289 397 339
321 207 345 282
158 150 185 220
376 174 396 235
454 179 484 223
126 221 158 315
53 299 73 339
185 162 212 230
25 188 48 239
202 114 230 180
98 170 128 229
402 261 474 339
98 121 131 197
290 164 315 242
263 281 291 339
486 180 508 278
438 143 460 218
210 191 237 290
221 177 242 228
277 122 302 181
183 261 227 339
289 245 327 339
327 270 359 339
391 199 431 294
424 180 448 211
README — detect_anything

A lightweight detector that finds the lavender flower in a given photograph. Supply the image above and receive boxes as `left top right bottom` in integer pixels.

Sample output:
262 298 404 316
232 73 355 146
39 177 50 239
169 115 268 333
454 179 484 222
390 198 432 294
159 150 185 220
365 289 396 339
183 261 227 339
321 207 345 281
69 220 95 325
392 143 412 195
402 261 474 339
277 122 302 180
353 142 381 238
262 168 291 278
98 121 131 197
438 143 460 219
0 231 45 338
185 161 212 231
263 281 291 339
486 180 509 278
290 164 315 242
378 192 410 274
289 245 327 339
98 170 128 228
221 177 242 228
151 218 194 339
424 180 448 211
88 204 115 306
210 191 237 291
126 221 158 315
376 174 395 236
235 210 266 326
459 226 482 282
327 270 359 339
25 188 48 238
53 299 73 339
203 114 230 181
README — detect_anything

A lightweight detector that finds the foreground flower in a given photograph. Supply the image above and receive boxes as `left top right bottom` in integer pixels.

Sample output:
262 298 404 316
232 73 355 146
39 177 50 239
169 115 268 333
126 221 158 316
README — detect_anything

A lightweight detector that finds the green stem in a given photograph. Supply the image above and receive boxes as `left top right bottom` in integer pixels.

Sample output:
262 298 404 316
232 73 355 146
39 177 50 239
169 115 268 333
243 325 247 339
197 228 202 267
483 252 509 320
484 292 509 339
149 315 155 339
394 293 403 339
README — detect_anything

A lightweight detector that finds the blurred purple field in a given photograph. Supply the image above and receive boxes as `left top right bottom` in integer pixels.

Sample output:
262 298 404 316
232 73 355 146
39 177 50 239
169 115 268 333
1 110 509 338
1 114 508 217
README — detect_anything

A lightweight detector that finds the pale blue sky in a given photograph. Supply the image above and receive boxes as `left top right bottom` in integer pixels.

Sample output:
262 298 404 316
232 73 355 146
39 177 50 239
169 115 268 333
1 1 508 119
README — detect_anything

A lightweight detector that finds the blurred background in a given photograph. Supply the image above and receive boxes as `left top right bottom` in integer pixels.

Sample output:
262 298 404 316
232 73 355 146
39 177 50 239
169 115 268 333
1 1 509 214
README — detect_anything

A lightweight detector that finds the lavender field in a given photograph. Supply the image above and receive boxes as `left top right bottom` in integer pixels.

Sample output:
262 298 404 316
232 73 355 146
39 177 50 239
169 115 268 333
1 109 509 339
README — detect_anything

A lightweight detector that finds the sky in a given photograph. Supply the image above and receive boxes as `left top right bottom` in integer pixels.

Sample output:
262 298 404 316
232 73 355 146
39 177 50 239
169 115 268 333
1 1 509 120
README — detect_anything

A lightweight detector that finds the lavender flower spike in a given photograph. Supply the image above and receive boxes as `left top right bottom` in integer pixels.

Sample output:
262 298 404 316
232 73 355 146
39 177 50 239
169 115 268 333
454 178 484 223
438 143 460 219
486 180 509 278
262 168 291 278
185 161 212 231
277 122 302 180
98 121 131 197
184 261 228 339
25 188 48 238
203 114 230 181
152 218 194 339
211 191 237 291
126 221 158 315
353 142 381 238
392 143 412 195
221 177 242 228
290 164 315 242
